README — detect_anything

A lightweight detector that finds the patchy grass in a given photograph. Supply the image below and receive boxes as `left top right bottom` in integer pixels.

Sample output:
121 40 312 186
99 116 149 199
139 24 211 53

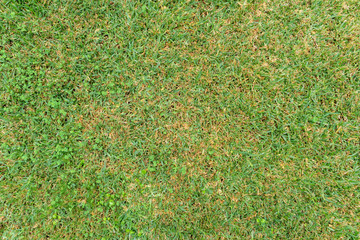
1 0 359 238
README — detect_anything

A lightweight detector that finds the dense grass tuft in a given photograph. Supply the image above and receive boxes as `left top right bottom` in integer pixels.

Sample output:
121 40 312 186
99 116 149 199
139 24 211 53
1 0 359 238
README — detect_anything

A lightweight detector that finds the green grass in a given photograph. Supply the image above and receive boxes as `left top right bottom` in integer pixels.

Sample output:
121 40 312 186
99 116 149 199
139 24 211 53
1 0 359 238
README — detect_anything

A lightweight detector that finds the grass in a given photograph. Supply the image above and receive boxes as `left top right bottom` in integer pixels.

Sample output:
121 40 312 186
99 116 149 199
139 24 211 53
0 0 359 238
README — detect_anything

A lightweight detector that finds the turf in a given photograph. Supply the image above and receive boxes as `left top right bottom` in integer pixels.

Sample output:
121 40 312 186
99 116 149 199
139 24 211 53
0 0 359 239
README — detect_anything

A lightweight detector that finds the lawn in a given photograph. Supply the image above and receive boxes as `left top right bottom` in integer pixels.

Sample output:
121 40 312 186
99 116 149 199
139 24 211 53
0 0 359 239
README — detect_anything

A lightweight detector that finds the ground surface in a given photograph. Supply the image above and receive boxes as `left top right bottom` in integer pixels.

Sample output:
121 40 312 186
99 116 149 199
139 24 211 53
1 0 360 239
